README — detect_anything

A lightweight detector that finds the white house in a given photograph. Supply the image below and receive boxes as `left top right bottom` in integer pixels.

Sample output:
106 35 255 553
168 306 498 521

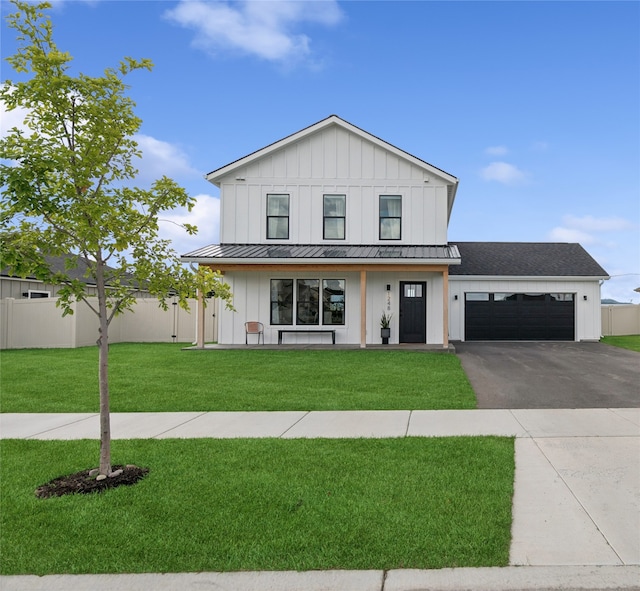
182 115 608 347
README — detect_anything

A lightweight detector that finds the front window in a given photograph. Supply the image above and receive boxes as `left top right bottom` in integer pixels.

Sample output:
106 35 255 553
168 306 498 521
323 194 346 240
379 195 401 240
267 194 289 239
323 279 345 325
270 279 293 325
271 278 345 326
296 279 319 325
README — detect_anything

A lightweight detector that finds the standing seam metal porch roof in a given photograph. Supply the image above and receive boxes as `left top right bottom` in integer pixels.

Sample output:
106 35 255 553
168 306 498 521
182 243 461 263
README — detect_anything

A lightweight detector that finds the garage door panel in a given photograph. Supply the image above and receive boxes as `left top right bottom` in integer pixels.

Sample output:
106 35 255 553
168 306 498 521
465 293 575 341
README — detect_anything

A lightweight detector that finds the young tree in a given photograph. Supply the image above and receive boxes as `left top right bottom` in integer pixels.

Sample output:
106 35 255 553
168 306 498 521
0 1 232 477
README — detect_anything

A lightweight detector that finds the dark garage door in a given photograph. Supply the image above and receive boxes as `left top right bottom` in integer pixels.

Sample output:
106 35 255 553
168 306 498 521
465 292 575 341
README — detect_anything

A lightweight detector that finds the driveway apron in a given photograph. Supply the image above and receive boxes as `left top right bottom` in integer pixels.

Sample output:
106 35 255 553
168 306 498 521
455 341 640 408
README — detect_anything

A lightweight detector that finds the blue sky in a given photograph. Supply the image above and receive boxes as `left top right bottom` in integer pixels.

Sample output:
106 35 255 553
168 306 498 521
1 0 639 302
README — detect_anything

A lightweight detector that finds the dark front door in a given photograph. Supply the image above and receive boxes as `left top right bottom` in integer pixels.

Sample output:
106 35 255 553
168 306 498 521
399 282 426 343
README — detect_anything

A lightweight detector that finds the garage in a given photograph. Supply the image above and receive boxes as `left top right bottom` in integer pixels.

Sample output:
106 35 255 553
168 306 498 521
465 292 575 341
448 242 608 342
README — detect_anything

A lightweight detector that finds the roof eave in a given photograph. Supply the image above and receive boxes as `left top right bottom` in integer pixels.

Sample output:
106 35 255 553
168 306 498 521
181 257 461 266
449 274 610 281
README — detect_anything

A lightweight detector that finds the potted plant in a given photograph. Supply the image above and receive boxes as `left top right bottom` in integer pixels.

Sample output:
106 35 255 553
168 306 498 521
380 312 392 344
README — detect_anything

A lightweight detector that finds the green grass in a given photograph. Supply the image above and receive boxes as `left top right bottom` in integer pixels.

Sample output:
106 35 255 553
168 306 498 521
0 437 514 574
601 335 640 352
0 343 476 412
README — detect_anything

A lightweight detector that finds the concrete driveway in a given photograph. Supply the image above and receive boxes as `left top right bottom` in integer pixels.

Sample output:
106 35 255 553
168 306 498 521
454 341 640 409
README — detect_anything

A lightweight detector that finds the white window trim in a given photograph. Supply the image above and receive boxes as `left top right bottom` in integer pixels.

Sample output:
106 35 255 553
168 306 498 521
27 289 51 299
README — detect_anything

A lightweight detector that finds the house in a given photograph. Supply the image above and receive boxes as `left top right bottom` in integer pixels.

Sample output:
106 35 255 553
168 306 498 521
0 255 150 300
1 255 217 349
182 115 608 346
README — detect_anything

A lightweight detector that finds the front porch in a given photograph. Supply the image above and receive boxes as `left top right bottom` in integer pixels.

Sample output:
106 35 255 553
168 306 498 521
184 342 457 352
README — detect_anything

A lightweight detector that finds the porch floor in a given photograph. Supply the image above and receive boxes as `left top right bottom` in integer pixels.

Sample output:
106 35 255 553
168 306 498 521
183 343 456 352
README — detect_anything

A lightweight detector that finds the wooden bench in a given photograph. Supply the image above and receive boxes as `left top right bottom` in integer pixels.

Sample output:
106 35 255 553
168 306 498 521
278 329 336 344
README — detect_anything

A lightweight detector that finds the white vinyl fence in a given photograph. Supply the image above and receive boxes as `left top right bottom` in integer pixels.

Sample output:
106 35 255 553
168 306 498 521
0 297 218 349
601 304 640 336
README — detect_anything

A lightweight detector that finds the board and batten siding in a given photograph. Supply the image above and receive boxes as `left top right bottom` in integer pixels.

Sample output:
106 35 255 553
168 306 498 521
218 126 450 245
448 278 603 342
217 270 446 346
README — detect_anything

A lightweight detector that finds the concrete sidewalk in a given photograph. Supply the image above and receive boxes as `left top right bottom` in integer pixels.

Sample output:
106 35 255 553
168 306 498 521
1 408 639 590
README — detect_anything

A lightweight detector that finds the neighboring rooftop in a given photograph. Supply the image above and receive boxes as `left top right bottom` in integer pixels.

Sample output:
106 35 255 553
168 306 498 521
1 255 98 283
1 255 144 290
449 242 609 277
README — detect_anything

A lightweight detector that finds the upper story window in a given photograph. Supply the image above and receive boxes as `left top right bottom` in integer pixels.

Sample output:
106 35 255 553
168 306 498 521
323 194 346 240
267 194 289 240
379 195 402 240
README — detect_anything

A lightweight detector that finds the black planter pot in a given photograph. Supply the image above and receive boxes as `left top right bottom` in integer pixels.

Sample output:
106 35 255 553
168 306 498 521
381 327 390 344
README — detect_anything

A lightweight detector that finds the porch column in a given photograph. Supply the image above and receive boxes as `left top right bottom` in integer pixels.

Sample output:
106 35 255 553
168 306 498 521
360 270 367 348
196 287 205 349
442 267 449 349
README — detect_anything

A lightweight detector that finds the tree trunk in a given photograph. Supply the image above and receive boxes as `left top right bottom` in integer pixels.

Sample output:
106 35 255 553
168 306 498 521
96 259 112 476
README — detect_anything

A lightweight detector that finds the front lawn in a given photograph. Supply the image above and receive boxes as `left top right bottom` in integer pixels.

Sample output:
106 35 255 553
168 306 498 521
0 344 476 412
0 437 514 574
601 335 640 353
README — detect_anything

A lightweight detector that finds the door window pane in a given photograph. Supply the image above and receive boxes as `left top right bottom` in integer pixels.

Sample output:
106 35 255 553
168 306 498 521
465 292 489 301
404 283 423 298
550 293 574 302
494 293 516 302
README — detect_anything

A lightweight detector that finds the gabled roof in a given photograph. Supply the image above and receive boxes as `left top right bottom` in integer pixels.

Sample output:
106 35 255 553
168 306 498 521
182 243 461 266
1 255 100 284
449 242 609 277
205 114 459 188
1 255 145 289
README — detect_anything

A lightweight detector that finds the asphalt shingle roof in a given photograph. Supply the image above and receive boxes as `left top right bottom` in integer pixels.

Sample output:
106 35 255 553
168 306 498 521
1 255 98 283
449 242 609 277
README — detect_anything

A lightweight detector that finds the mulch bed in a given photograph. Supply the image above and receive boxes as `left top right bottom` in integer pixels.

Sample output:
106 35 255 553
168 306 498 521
35 465 149 499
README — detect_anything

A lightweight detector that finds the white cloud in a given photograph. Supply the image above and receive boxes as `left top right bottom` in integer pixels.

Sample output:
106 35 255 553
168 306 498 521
165 0 344 65
547 214 636 249
159 194 220 256
547 226 595 244
484 145 508 156
0 102 31 138
480 161 528 184
561 214 633 233
1 105 197 185
531 140 549 151
133 134 198 183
